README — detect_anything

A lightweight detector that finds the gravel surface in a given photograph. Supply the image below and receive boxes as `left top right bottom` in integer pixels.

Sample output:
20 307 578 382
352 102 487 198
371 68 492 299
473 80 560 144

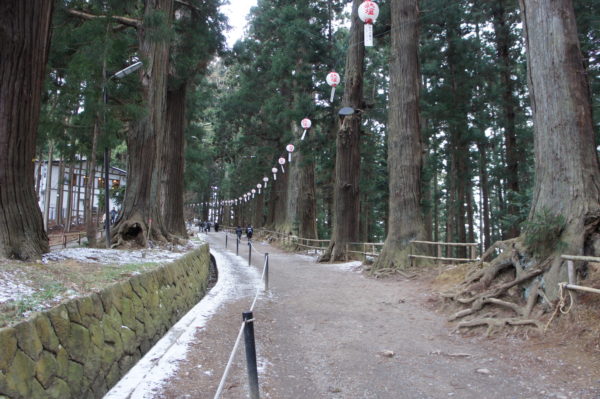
125 233 600 399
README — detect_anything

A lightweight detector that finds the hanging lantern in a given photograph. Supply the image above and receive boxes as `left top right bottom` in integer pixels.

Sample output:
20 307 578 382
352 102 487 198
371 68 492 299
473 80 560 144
278 157 286 173
300 118 312 140
257 183 262 194
326 71 340 102
286 144 295 162
251 189 256 198
272 167 278 181
358 1 380 47
263 176 269 188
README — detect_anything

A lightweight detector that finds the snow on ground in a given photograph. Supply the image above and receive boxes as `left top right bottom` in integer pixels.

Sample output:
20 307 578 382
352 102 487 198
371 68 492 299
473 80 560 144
0 270 35 303
42 240 204 265
104 248 263 399
331 260 363 272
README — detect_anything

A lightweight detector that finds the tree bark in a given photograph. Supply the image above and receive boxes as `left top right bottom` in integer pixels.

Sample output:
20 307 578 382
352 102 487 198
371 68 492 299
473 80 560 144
519 0 600 299
492 0 521 239
478 142 491 250
112 0 173 247
372 0 426 270
0 0 52 259
65 161 75 233
85 123 99 247
162 83 188 238
56 160 65 226
319 0 364 262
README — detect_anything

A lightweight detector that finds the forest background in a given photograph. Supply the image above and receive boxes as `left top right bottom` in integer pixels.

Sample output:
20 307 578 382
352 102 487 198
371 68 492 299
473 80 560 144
1 0 598 272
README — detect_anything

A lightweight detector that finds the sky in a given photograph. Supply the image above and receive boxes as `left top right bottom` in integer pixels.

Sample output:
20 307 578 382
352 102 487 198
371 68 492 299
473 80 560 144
221 0 258 48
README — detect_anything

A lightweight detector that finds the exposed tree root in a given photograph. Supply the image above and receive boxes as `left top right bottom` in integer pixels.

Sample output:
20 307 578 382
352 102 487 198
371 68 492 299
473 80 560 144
443 238 550 334
455 317 544 337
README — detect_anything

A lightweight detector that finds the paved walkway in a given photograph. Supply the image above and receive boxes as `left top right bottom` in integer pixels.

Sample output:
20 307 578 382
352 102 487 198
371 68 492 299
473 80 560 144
108 232 600 399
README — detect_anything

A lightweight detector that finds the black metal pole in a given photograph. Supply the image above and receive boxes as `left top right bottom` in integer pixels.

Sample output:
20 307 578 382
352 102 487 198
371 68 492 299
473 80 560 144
248 242 252 266
236 237 239 256
226 234 228 248
242 312 259 399
264 253 269 292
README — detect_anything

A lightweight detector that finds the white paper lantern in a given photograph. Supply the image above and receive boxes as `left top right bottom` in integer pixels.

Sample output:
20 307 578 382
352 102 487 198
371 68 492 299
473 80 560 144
272 167 278 180
326 71 340 102
251 188 256 198
358 1 380 47
263 176 269 188
278 157 286 173
301 118 312 140
286 144 295 162
257 183 262 194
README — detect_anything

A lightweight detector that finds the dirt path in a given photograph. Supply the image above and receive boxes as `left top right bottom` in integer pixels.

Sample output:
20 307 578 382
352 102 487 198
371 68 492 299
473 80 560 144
147 233 600 398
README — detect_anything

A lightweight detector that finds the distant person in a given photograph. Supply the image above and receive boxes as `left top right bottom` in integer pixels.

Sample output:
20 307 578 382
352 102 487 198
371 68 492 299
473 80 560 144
204 221 210 233
110 209 117 224
236 226 243 241
246 225 254 240
214 222 219 232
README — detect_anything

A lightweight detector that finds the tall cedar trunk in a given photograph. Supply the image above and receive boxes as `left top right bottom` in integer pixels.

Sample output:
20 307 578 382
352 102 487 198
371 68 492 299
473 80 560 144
76 158 83 225
253 191 264 228
113 0 173 247
319 0 364 262
478 142 491 250
163 83 187 238
0 0 52 259
372 0 426 270
446 15 469 258
519 0 600 299
298 153 318 239
56 160 65 225
466 178 475 244
85 123 99 246
269 165 289 231
65 162 75 233
493 0 520 238
285 132 301 234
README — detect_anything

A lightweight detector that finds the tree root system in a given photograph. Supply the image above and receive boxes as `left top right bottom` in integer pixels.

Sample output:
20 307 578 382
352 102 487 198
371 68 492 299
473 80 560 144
442 239 551 335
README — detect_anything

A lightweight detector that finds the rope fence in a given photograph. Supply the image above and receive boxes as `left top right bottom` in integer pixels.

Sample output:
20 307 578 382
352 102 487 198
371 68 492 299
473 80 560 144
213 236 270 399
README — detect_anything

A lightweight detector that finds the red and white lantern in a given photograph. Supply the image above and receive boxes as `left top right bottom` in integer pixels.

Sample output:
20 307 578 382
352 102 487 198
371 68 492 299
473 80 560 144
300 118 312 140
251 188 256 198
278 157 286 173
263 176 269 188
286 144 295 162
257 183 262 194
272 167 278 181
326 71 340 102
358 1 380 47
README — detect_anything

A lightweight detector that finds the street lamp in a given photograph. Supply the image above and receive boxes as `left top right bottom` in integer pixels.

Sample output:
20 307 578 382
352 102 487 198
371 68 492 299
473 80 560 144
103 61 142 248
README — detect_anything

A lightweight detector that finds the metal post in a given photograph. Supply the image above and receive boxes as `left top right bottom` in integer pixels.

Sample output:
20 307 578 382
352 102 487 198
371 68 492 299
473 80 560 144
248 242 252 266
264 253 269 292
242 312 260 399
226 234 228 248
236 237 239 256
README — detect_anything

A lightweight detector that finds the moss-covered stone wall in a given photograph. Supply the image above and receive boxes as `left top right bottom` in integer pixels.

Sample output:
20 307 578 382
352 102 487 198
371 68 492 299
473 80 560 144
0 244 212 399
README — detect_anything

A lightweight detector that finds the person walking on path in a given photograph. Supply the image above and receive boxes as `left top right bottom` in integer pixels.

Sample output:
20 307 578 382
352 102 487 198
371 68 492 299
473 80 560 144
246 224 254 241
214 222 219 232
236 225 243 241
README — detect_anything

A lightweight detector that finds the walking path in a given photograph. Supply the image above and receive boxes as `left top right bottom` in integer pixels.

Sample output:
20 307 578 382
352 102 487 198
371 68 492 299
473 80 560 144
106 232 600 399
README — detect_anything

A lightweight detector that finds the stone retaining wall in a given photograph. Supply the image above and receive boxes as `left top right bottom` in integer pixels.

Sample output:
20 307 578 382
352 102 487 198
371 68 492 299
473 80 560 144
0 244 212 399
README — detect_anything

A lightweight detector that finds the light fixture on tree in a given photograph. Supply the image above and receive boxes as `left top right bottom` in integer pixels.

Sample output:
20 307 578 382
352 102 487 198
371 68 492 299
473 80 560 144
251 189 256 198
257 183 262 194
286 144 295 162
301 118 312 140
278 157 286 173
358 1 379 47
272 167 278 180
263 176 269 188
326 71 340 102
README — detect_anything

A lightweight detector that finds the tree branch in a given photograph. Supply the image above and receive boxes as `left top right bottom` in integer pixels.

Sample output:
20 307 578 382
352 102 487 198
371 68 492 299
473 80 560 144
66 9 141 29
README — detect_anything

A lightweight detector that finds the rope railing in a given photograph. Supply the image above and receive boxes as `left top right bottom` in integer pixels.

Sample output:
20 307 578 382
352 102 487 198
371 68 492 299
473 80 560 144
213 239 269 399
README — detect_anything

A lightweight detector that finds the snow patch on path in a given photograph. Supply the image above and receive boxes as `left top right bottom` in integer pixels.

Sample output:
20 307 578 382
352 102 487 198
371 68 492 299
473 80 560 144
104 249 263 399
